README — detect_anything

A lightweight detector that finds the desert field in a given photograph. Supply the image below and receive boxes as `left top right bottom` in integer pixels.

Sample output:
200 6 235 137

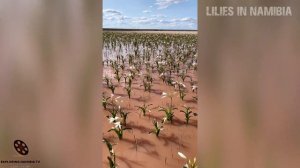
102 31 198 168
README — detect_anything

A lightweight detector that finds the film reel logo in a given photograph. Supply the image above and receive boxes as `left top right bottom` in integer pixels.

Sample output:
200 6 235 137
14 140 29 155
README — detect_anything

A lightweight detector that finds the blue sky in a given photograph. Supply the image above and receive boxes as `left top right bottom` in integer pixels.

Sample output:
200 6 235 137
103 0 197 30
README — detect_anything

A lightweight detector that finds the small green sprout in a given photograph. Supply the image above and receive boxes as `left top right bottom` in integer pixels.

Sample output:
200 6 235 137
141 80 152 92
114 72 122 83
179 90 186 100
103 138 117 168
102 95 111 110
119 109 130 126
135 103 153 116
179 70 188 82
108 82 116 94
125 86 132 99
180 106 194 124
178 83 187 101
102 138 114 155
149 119 163 137
104 75 111 86
159 105 177 123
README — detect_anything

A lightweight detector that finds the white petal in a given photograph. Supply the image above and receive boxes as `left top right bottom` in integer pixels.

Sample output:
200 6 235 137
108 118 114 123
114 121 122 129
161 92 168 98
178 152 187 159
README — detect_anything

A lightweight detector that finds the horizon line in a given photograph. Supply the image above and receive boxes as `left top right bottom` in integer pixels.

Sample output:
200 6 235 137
103 28 198 31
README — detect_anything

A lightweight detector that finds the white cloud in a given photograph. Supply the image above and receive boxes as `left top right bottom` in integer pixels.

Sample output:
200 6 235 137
103 9 122 16
103 8 196 29
103 9 130 24
131 17 160 25
172 17 196 24
155 0 187 9
143 10 152 13
130 16 196 28
151 14 167 18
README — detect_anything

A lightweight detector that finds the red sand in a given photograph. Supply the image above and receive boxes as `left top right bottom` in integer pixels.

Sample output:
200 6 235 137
102 67 197 168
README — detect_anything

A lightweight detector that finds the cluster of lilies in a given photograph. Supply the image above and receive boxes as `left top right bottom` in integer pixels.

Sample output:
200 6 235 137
102 32 198 168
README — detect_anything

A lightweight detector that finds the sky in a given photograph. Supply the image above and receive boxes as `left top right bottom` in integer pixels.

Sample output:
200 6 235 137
103 0 197 30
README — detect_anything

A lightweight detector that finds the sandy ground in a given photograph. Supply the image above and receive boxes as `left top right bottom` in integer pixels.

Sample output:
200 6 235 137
102 66 197 168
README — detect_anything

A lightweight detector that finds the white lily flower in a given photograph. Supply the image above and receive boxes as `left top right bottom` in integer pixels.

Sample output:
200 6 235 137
192 85 198 92
108 116 119 123
114 121 122 129
162 117 167 123
114 96 124 104
161 92 168 99
178 152 187 159
179 82 186 88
